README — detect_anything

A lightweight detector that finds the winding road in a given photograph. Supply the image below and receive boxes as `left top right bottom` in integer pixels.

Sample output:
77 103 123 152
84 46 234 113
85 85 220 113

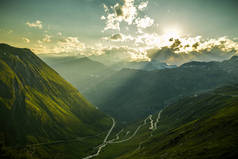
82 113 155 158
82 118 116 159
108 110 163 144
153 110 163 130
23 110 164 159
11 109 165 159
18 110 162 159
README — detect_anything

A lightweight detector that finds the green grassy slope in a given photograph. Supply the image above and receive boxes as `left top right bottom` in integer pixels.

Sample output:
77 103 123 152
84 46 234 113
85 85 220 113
120 105 238 158
95 84 238 159
0 44 112 159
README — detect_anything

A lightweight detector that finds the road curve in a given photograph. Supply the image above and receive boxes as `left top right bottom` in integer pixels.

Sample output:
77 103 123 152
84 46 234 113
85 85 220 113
82 118 116 159
109 114 153 144
154 110 163 130
82 110 164 158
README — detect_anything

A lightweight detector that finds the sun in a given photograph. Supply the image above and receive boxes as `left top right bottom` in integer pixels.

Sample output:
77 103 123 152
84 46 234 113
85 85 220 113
163 27 181 39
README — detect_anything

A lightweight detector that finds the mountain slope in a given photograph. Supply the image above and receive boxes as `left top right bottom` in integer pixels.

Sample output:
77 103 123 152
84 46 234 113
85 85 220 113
115 84 238 159
0 44 112 159
39 55 176 94
111 61 176 71
85 56 238 122
93 84 238 159
39 55 114 92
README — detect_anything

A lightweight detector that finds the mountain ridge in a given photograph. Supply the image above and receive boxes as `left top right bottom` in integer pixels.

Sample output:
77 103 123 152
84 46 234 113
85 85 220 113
94 84 238 159
84 55 238 122
0 43 112 159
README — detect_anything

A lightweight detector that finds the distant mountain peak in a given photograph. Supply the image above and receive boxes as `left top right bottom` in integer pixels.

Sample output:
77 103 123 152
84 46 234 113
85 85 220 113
230 55 238 61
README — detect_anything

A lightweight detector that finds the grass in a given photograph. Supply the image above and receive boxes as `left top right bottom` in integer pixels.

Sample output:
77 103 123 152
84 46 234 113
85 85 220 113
0 44 112 159
90 84 238 159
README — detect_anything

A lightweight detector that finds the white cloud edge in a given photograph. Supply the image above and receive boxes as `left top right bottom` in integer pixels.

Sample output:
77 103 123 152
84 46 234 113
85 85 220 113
26 20 43 29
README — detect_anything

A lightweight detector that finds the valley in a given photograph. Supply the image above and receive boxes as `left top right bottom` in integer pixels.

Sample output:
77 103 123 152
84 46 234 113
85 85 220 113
83 110 163 159
41 54 238 122
90 84 238 159
0 44 238 159
1 0 238 158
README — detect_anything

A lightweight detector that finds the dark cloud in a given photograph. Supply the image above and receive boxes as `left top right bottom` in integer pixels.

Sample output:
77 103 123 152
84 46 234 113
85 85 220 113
111 33 123 40
115 4 123 16
192 42 199 49
171 39 182 51
147 47 237 65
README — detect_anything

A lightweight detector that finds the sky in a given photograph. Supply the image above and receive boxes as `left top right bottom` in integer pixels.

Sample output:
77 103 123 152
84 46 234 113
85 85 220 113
0 0 238 65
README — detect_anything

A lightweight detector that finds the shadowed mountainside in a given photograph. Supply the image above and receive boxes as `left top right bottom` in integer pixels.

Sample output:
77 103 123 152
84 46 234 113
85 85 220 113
39 55 115 93
95 84 238 159
85 56 238 122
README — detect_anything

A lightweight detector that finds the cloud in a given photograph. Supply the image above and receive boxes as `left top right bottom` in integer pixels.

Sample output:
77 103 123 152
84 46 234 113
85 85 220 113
145 36 238 65
106 36 238 65
101 0 154 45
42 34 51 43
115 4 124 17
102 0 140 31
120 0 137 25
147 46 238 65
26 20 43 29
113 0 138 25
134 31 238 54
133 33 238 65
22 37 30 43
103 33 134 42
138 1 148 10
55 37 86 53
34 34 238 65
110 33 123 41
31 20 238 66
135 16 154 29
22 0 238 67
32 36 85 54
103 13 121 31
90 45 149 64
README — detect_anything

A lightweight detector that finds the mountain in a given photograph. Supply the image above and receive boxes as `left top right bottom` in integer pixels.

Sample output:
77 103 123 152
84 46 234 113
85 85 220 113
111 61 176 71
0 44 112 159
39 55 115 93
96 84 238 159
39 55 176 94
84 56 238 122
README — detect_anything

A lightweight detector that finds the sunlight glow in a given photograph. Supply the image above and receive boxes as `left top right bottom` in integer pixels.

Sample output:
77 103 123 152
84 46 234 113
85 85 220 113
163 27 181 39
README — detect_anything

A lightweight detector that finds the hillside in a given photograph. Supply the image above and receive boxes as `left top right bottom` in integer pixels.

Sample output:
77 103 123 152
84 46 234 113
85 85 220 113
39 55 176 94
84 56 238 122
111 61 176 71
0 44 112 159
94 84 238 159
39 55 115 92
